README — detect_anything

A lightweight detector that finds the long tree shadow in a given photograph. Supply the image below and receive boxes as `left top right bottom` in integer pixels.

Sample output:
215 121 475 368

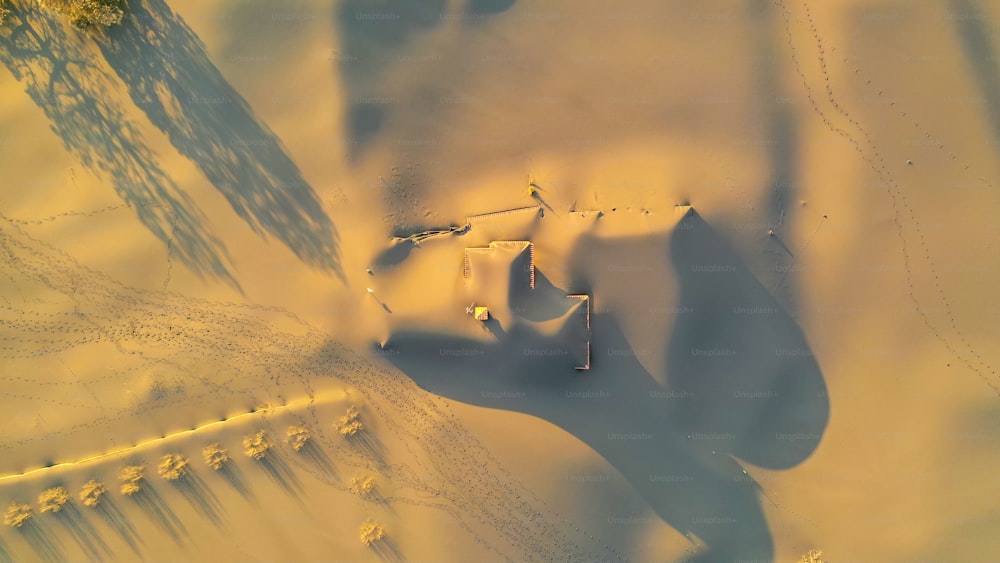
172 470 225 527
217 461 256 503
334 0 447 159
0 5 239 287
949 0 1000 148
129 484 187 544
252 450 304 500
96 0 343 278
94 496 142 555
750 0 801 304
14 518 63 562
51 502 112 561
384 209 828 561
371 536 404 562
297 439 340 484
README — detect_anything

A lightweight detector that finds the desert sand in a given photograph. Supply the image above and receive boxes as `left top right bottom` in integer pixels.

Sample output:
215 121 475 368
1 0 999 561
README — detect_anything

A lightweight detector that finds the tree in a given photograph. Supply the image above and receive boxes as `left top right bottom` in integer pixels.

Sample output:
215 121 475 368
286 425 311 451
158 454 190 480
3 502 31 528
79 480 107 507
37 0 124 28
202 444 231 470
0 0 10 25
337 406 364 437
350 475 376 496
358 521 385 547
243 430 271 460
799 549 825 563
120 465 145 496
38 487 70 513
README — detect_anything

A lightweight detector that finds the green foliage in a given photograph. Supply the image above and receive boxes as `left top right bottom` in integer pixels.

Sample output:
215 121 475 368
38 0 125 29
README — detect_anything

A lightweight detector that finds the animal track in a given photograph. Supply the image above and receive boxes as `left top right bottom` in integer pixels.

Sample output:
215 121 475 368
0 210 608 561
776 0 999 394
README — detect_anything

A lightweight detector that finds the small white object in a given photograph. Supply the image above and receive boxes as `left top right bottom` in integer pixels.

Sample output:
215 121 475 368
366 288 375 294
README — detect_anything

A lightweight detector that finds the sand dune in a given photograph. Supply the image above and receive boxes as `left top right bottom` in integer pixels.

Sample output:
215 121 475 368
1 0 999 560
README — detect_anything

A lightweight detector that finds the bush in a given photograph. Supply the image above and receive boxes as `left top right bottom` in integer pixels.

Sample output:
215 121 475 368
350 475 376 496
120 465 145 496
337 406 364 437
202 444 231 470
243 430 271 460
79 480 107 507
158 454 189 480
37 0 125 28
799 550 825 563
38 487 70 513
286 425 311 451
3 502 31 528
358 521 384 546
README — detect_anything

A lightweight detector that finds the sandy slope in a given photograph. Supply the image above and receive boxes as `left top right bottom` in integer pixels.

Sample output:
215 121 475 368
1 0 999 561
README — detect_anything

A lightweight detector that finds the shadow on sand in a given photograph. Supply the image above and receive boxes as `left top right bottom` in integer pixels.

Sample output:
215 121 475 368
0 5 238 287
384 209 828 561
96 0 343 278
949 0 1000 147
346 426 388 468
334 0 447 159
217 461 256 503
52 503 112 560
172 470 225 527
14 518 63 562
95 496 142 555
371 536 404 562
297 440 340 484
129 484 187 544
253 451 304 500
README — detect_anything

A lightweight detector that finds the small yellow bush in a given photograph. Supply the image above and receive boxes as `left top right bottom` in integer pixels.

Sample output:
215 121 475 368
243 430 271 460
799 549 825 563
337 406 364 437
120 465 145 496
202 444 231 470
3 502 31 528
286 425 311 451
79 480 106 507
358 521 384 546
158 454 189 480
350 475 376 496
38 487 70 513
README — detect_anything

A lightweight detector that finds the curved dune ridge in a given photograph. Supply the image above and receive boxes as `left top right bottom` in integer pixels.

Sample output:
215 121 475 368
2 0 1000 560
0 209 613 561
0 392 341 483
